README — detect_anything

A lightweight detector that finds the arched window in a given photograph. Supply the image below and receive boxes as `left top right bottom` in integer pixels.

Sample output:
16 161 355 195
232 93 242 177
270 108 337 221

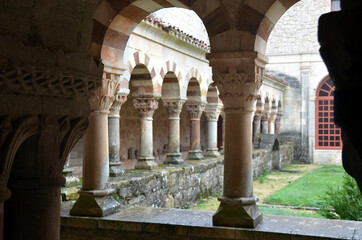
315 77 342 150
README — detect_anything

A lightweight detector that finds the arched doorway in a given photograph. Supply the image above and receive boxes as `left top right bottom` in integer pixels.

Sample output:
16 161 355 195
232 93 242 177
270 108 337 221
315 76 342 150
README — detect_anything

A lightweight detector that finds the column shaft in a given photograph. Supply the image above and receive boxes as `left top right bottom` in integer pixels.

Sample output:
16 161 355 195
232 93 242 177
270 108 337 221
224 109 253 197
205 104 222 157
163 99 184 164
140 117 154 158
186 104 204 160
108 115 120 163
83 111 109 190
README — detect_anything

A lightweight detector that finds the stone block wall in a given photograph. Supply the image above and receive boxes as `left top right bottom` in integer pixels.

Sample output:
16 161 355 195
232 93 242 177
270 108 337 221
109 158 224 209
93 142 293 210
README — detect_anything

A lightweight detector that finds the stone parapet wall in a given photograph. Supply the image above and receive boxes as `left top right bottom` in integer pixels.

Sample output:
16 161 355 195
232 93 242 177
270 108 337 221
95 143 294 210
252 143 293 177
109 158 224 209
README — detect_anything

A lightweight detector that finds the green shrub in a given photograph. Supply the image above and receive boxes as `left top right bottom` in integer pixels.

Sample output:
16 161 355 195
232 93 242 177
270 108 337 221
318 173 362 221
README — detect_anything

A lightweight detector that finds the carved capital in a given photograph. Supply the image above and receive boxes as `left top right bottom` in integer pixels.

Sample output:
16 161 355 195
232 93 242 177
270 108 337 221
213 71 262 111
186 104 205 120
162 99 186 119
89 72 120 112
109 94 127 117
133 97 159 119
204 104 222 121
9 116 87 188
0 116 39 191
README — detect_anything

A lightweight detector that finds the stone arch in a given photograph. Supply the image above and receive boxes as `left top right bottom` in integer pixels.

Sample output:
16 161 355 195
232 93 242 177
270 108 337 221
186 67 202 86
186 77 202 104
127 51 161 95
254 0 300 54
206 84 219 104
160 60 182 99
90 0 206 70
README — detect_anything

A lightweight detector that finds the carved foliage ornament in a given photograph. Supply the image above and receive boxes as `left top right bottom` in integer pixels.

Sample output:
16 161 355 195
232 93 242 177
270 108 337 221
163 100 185 119
186 104 205 120
213 72 262 109
89 76 120 112
5 116 88 188
133 98 159 118
109 95 127 116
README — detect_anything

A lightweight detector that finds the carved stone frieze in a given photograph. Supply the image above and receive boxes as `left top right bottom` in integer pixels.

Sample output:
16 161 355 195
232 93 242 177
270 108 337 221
186 104 205 120
163 99 186 119
89 72 120 112
133 97 159 118
213 71 262 110
0 35 103 99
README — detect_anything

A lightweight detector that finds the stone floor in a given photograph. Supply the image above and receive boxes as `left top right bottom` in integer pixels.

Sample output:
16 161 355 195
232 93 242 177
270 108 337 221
61 206 362 240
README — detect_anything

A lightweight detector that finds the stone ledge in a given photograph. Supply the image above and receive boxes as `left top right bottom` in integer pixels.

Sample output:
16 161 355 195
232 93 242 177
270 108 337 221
61 207 361 240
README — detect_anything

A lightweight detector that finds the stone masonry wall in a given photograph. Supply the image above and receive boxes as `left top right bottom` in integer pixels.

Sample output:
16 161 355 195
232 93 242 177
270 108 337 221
92 143 294 210
109 158 224 209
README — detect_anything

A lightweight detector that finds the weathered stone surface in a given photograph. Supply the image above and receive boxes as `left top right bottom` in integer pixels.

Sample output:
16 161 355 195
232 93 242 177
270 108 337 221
61 207 362 240
109 158 224 209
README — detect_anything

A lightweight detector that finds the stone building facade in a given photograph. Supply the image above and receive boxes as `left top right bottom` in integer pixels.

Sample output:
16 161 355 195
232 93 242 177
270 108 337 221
265 0 342 164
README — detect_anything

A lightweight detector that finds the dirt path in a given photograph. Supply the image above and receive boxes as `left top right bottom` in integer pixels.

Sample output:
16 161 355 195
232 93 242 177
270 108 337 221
254 164 321 202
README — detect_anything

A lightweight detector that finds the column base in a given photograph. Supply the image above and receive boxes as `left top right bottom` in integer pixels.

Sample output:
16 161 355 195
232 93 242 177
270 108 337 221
164 153 184 164
187 150 204 160
213 196 263 228
205 148 221 158
219 146 224 155
70 189 120 217
109 161 125 177
135 157 158 170
63 168 81 187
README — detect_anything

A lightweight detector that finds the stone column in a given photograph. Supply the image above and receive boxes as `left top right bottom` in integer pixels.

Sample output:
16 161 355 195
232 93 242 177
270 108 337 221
6 116 87 240
71 72 120 217
163 98 186 164
268 104 277 134
208 51 266 228
252 110 262 143
0 116 38 239
186 103 205 160
220 110 225 155
108 92 128 176
261 109 269 134
275 105 283 134
133 94 159 169
205 103 222 157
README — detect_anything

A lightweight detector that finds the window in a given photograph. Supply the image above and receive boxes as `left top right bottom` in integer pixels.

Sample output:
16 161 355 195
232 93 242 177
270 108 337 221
315 77 342 150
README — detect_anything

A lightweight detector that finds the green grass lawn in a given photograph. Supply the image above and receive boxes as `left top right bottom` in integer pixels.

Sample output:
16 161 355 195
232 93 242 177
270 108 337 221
263 165 345 207
191 198 325 218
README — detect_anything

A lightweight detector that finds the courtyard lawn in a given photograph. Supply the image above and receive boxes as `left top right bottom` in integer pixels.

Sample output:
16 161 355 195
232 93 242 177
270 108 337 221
191 164 345 219
263 165 345 207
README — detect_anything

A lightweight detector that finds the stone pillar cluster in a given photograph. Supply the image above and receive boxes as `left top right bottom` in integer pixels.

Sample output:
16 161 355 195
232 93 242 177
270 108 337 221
252 100 283 141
